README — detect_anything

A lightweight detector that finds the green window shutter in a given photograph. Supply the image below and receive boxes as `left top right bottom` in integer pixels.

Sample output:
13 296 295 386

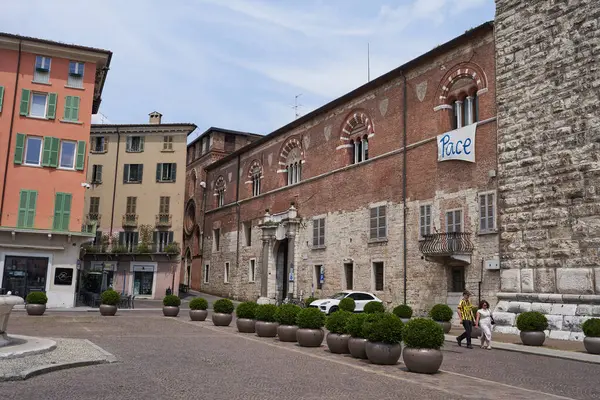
75 140 86 170
19 89 30 116
123 164 129 183
118 232 125 245
0 86 4 112
53 193 64 230
17 190 28 227
168 231 174 244
139 137 145 151
171 163 176 182
42 137 53 166
61 193 72 231
156 163 162 182
72 96 80 121
47 93 57 119
49 137 60 167
14 133 25 164
26 191 37 228
63 96 72 121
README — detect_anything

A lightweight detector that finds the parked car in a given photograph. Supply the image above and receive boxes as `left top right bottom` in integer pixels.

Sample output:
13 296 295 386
309 291 383 315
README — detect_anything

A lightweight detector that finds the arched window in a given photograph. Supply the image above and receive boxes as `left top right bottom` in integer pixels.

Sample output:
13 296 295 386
450 90 479 130
251 166 261 197
214 176 225 207
280 139 303 186
188 170 197 198
339 111 375 165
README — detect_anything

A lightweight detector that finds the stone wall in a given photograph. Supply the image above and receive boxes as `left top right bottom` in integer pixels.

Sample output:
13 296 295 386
495 0 600 338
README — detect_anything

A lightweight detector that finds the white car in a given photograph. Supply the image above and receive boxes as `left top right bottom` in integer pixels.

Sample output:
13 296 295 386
309 291 383 315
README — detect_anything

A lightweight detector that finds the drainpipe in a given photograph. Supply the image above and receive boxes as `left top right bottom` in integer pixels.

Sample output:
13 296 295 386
109 127 120 236
0 40 22 225
235 154 241 297
402 74 408 305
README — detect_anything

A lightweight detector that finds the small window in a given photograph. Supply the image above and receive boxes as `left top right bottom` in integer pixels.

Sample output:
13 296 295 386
446 210 463 233
312 218 325 247
373 262 384 291
67 61 85 88
224 262 230 283
314 265 323 290
126 136 144 152
217 188 225 207
479 193 495 233
123 164 143 183
30 93 48 118
24 136 42 166
419 204 432 238
59 141 76 169
159 196 170 214
224 134 235 152
204 264 210 283
369 205 387 240
92 137 106 153
155 231 173 252
287 162 302 185
202 137 208 154
451 267 465 292
89 197 100 214
126 197 137 214
251 167 261 197
249 259 256 282
344 263 353 290
33 56 51 83
213 228 220 252
243 222 252 246
91 164 103 183
157 163 177 182
120 231 138 252
163 136 173 150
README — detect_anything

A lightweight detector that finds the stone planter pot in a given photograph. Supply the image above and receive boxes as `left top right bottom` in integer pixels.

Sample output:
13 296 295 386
400 318 411 324
326 333 350 354
277 325 298 342
296 328 324 347
26 304 46 316
583 337 600 355
236 318 256 333
365 341 402 365
471 326 482 339
212 313 233 326
403 348 443 374
520 331 546 346
163 306 180 317
255 321 279 337
189 309 208 321
348 337 368 359
99 304 117 316
435 321 451 334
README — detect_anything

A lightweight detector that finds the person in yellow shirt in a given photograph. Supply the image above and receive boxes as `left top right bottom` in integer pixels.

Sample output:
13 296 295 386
456 290 475 349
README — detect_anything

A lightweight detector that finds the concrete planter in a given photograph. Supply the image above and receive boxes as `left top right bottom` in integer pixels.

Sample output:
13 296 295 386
403 348 443 374
163 306 180 317
365 341 402 365
277 325 298 342
520 331 546 346
326 333 350 354
212 313 233 326
583 337 600 355
189 310 208 321
435 321 451 333
471 326 482 339
26 304 46 316
236 318 256 333
99 304 117 316
296 328 324 347
255 321 279 337
348 337 368 359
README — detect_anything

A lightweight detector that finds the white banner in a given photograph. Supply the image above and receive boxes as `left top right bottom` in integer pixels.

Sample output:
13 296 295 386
437 123 477 163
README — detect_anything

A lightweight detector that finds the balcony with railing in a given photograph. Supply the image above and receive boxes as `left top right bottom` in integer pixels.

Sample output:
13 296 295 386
86 213 101 224
419 232 474 266
122 213 138 228
155 213 172 228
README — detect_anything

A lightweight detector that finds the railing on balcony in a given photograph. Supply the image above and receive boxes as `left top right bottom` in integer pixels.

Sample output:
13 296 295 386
122 213 138 227
155 213 172 227
81 221 97 235
419 232 474 257
86 213 101 224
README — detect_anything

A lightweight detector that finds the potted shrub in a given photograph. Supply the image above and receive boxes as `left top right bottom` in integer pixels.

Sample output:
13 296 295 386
296 307 326 347
255 304 279 337
325 310 352 354
402 318 445 374
516 311 548 346
189 297 209 321
345 313 369 359
305 296 317 307
236 301 258 333
275 304 302 342
363 313 404 365
470 305 482 338
163 295 181 317
364 301 385 314
99 289 120 316
339 297 355 312
429 304 453 333
25 291 48 316
392 304 413 323
582 318 600 354
212 298 234 326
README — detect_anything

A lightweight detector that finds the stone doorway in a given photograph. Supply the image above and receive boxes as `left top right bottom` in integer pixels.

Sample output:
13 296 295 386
275 239 289 303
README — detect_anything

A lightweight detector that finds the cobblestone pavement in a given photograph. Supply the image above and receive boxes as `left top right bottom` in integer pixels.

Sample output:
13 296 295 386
448 328 586 352
2 312 599 400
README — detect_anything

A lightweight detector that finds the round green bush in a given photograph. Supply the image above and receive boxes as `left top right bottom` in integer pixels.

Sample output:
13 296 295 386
345 313 368 338
364 301 385 314
392 304 413 319
325 310 352 334
25 291 48 305
516 311 548 332
213 298 234 314
189 297 208 310
255 304 278 322
338 297 355 312
296 307 326 329
361 313 385 338
305 296 317 307
163 295 181 307
582 318 600 337
274 304 301 325
403 318 445 349
236 301 258 319
365 313 404 344
100 289 120 306
429 304 453 322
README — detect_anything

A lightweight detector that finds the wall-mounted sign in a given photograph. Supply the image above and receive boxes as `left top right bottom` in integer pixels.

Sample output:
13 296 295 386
54 268 74 286
319 266 324 284
437 123 477 163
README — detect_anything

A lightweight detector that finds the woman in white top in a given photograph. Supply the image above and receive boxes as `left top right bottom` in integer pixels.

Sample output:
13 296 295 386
475 300 493 350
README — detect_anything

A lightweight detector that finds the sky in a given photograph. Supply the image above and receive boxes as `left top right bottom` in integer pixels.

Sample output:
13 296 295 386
1 0 495 144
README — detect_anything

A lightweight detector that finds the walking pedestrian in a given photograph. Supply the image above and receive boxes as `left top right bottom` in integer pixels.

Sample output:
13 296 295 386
456 290 474 349
475 300 493 349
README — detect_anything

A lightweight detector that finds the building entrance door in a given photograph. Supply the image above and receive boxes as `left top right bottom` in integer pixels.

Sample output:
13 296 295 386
275 239 288 303
1 256 48 298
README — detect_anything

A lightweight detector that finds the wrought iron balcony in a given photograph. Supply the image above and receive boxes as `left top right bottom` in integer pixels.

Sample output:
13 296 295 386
155 213 172 227
419 232 474 257
122 213 138 228
86 213 101 223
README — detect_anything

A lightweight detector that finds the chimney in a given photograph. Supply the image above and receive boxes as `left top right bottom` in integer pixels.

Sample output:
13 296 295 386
149 111 162 124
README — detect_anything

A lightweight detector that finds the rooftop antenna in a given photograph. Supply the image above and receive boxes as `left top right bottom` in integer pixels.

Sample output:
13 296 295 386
98 112 108 124
368 43 371 82
291 94 303 119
